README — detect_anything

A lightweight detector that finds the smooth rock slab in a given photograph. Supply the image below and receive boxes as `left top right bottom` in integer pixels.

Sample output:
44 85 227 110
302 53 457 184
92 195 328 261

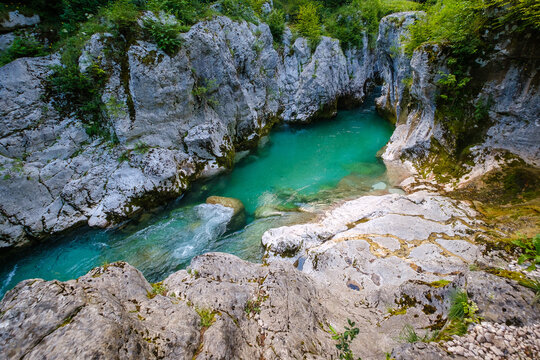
262 191 483 299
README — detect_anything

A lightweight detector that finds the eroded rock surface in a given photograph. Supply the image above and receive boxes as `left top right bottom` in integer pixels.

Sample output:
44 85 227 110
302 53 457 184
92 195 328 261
376 13 540 182
262 191 484 302
0 16 374 248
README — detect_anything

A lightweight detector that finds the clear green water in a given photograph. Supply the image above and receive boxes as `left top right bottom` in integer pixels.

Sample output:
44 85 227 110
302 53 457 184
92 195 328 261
0 104 393 298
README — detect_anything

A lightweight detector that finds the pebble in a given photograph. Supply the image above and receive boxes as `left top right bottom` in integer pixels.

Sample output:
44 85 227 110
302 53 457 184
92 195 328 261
442 322 540 360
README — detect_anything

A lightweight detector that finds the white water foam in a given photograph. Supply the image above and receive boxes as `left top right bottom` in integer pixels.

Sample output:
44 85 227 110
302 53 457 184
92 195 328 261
0 265 18 296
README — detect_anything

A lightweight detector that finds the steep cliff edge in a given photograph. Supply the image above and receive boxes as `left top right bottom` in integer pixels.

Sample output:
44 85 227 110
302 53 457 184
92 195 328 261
0 16 374 248
376 13 540 185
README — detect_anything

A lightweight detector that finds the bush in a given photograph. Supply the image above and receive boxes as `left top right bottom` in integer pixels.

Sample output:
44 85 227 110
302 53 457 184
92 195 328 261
147 0 203 25
325 4 366 50
143 18 183 54
403 0 487 57
105 0 140 32
60 0 112 33
266 9 285 43
0 36 47 66
296 1 321 49
487 0 540 31
46 63 109 138
221 0 259 23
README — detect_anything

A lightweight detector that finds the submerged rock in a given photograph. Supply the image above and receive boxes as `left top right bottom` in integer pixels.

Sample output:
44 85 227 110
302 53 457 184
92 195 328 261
206 196 246 232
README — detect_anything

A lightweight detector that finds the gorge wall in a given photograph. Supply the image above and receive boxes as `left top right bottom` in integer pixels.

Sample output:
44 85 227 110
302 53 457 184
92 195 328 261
0 15 374 248
0 9 538 250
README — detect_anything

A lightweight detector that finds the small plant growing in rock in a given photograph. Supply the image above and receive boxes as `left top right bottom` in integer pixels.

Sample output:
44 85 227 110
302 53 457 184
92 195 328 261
435 289 481 340
143 19 183 54
147 282 167 298
398 324 438 343
192 78 219 107
134 141 150 154
244 291 268 317
328 319 361 360
195 307 215 328
513 234 540 271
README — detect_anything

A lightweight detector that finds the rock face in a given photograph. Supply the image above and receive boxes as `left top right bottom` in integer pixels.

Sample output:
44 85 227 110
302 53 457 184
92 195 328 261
376 13 540 178
0 16 374 248
262 190 483 301
375 11 423 125
0 11 40 32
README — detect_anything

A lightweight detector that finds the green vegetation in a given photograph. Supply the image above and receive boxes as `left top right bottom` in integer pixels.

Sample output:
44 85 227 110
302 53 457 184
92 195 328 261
134 141 150 154
328 319 361 360
147 0 205 27
514 234 540 271
266 9 286 43
436 289 481 340
398 324 438 343
147 282 168 298
192 78 219 107
143 19 183 54
195 307 216 328
45 62 111 139
296 2 321 49
429 279 451 288
0 36 47 66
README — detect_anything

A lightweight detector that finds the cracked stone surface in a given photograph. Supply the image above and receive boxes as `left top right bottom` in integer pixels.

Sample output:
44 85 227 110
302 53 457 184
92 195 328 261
262 191 485 302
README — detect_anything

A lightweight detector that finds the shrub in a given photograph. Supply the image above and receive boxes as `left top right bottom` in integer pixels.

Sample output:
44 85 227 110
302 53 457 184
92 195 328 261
0 36 47 66
403 0 487 57
296 1 321 50
325 4 366 50
487 0 540 31
221 0 259 23
143 18 183 54
105 0 140 32
266 9 285 43
60 0 112 34
46 62 109 138
147 0 203 25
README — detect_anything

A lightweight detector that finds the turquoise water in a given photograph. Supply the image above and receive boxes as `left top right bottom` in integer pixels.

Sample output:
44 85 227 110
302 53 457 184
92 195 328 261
0 104 394 298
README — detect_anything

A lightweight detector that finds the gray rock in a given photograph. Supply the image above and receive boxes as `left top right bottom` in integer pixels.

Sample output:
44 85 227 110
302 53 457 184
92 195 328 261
262 191 483 303
206 196 246 231
0 11 40 31
0 15 376 248
0 262 200 359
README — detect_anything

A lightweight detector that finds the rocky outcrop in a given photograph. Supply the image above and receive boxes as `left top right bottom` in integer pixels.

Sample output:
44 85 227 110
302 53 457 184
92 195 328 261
262 190 483 302
1 246 538 359
375 11 423 125
0 16 375 248
376 13 540 180
206 196 246 231
0 10 40 32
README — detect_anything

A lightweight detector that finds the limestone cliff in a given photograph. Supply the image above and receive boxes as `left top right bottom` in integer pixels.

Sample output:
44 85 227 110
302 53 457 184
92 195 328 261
0 16 374 248
375 12 540 182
